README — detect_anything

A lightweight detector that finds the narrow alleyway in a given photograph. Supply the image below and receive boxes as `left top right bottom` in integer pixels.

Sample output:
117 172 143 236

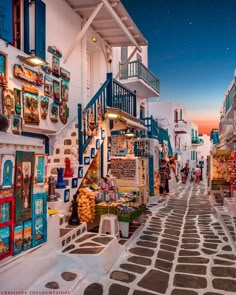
82 182 236 295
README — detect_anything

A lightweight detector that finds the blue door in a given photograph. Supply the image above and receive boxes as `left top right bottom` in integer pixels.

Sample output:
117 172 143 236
2 160 13 188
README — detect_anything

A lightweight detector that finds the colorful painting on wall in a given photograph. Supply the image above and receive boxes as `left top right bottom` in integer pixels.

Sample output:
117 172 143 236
52 56 60 77
40 96 49 120
61 79 69 102
23 220 32 250
53 80 60 104
0 197 14 260
32 193 47 247
34 155 46 185
44 75 53 98
13 64 43 86
14 88 21 115
41 65 52 75
0 51 8 87
59 101 69 124
64 189 70 203
23 87 39 125
48 46 62 58
2 88 14 118
50 103 59 123
11 115 22 135
15 151 35 223
13 223 23 255
0 155 15 193
60 68 70 82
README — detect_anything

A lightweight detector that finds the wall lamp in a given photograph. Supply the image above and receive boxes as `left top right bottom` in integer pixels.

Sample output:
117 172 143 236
125 129 136 137
106 113 120 119
17 55 48 67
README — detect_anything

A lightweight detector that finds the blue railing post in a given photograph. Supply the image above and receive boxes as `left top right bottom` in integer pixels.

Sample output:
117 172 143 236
78 103 83 165
133 90 137 117
106 72 113 107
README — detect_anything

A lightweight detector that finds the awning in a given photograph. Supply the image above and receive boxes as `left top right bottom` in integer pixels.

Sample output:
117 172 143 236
64 0 147 62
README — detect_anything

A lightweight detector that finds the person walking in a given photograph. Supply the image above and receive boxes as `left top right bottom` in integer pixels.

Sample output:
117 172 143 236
195 165 201 183
190 168 195 182
159 160 168 196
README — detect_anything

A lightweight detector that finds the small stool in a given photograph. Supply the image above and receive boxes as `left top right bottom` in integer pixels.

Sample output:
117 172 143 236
98 214 120 239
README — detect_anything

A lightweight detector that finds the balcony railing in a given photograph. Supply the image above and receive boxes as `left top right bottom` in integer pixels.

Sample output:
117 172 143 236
192 137 204 145
174 120 187 133
119 60 160 93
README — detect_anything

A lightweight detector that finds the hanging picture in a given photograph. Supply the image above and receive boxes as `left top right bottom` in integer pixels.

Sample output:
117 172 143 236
52 55 60 77
53 80 60 104
32 193 47 247
11 115 22 135
40 96 49 120
13 223 23 255
59 101 69 124
48 46 62 58
44 76 53 98
0 51 8 87
41 65 52 74
0 154 15 193
50 103 59 123
60 68 70 82
13 64 43 86
34 155 47 185
23 220 32 250
64 189 70 203
0 197 15 261
72 178 78 188
15 151 35 223
2 88 14 118
61 79 69 101
23 87 39 125
78 167 83 178
14 88 21 115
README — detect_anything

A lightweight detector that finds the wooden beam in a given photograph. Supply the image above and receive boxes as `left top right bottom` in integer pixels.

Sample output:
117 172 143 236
102 0 142 52
64 2 104 63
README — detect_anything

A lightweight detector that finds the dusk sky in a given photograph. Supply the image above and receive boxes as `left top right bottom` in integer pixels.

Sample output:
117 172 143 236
122 0 236 134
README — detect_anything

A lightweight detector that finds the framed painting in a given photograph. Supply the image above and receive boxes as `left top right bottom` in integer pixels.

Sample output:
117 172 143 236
0 197 15 261
40 96 49 120
0 51 8 87
15 151 35 223
101 130 105 139
84 157 90 165
13 223 23 255
61 79 69 102
72 178 78 188
23 89 40 125
0 154 15 193
64 189 70 203
53 80 60 104
11 115 22 135
50 103 59 123
14 64 43 86
14 88 21 115
96 139 100 149
32 193 47 247
78 166 83 179
60 68 70 82
48 46 62 58
23 219 32 250
2 88 14 118
44 75 53 98
91 148 96 158
59 101 69 124
34 154 47 185
52 55 60 77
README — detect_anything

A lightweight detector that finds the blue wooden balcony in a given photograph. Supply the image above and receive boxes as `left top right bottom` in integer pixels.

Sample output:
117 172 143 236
192 137 204 145
119 60 160 98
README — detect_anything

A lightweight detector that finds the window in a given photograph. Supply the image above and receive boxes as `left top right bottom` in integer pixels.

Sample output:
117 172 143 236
0 0 46 60
174 109 178 123
140 105 145 119
180 109 183 120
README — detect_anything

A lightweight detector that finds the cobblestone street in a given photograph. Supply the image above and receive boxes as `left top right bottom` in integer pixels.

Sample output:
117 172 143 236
83 182 236 295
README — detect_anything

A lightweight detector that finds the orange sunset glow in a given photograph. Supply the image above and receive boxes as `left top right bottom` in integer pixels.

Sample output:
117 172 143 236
189 113 220 135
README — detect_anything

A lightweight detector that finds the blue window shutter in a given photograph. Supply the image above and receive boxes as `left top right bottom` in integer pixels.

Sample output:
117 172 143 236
24 0 30 54
0 0 13 43
35 0 46 60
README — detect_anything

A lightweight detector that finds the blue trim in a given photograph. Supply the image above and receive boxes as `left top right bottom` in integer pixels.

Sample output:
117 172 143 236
82 136 93 152
106 73 113 107
35 0 46 60
21 132 49 154
24 0 30 54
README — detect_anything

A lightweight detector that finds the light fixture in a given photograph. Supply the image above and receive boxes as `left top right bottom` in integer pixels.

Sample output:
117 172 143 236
17 55 48 67
125 129 136 137
92 36 97 43
106 113 119 119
